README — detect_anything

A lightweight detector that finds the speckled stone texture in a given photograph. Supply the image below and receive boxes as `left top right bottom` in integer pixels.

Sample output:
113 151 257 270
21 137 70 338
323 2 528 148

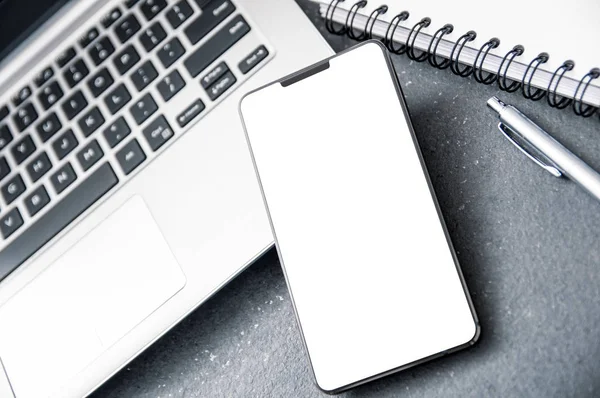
91 1 600 397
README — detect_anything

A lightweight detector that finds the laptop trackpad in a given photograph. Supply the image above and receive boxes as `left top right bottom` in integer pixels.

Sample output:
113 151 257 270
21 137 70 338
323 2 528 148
0 195 186 398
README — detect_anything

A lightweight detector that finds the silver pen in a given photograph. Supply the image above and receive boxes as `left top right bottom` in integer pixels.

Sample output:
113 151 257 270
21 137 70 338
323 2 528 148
487 96 600 202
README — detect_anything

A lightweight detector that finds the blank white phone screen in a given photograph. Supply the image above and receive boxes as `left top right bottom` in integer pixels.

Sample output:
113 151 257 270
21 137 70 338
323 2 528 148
240 41 478 393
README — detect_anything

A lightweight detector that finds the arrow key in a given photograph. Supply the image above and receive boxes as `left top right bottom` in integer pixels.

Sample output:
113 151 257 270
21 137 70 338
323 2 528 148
104 83 131 114
0 208 23 239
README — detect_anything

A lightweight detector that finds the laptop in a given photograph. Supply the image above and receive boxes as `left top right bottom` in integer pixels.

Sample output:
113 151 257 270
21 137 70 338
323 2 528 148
0 0 333 396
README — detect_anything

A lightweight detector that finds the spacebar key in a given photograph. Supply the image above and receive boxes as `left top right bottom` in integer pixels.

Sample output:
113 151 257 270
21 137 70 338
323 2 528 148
0 163 118 282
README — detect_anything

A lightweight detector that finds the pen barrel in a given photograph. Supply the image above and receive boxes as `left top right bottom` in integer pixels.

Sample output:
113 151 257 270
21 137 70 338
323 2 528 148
501 106 600 202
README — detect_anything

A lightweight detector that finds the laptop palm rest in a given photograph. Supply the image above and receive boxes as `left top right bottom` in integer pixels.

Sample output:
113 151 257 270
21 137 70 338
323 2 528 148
0 195 186 398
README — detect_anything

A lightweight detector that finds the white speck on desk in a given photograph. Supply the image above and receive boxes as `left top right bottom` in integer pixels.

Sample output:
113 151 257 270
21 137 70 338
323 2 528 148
276 295 284 301
209 353 217 361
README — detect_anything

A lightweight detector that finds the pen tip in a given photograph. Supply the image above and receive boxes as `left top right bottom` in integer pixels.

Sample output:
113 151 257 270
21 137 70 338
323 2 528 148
487 96 505 113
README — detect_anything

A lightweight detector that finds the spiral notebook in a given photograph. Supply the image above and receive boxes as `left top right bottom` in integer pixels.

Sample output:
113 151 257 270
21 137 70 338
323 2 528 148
312 0 600 117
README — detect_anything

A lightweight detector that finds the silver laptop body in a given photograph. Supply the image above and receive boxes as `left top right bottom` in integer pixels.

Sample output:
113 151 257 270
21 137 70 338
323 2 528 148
0 0 333 396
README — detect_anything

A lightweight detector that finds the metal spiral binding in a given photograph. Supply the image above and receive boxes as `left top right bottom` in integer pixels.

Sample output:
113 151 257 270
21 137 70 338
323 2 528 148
383 11 409 54
427 24 454 69
326 0 599 118
325 0 347 35
365 5 388 39
345 0 368 41
521 53 549 101
473 38 500 84
450 31 477 77
497 45 525 92
547 60 574 109
405 18 431 62
572 68 600 117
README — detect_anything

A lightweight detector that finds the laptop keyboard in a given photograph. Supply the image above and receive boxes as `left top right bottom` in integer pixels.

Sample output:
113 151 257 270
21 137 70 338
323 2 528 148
0 0 273 282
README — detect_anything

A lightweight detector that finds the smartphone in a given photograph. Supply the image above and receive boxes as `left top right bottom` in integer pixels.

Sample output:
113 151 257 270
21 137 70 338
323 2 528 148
239 41 479 394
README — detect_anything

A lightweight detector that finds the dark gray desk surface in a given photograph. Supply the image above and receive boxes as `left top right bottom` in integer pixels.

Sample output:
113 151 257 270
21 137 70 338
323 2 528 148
92 1 600 397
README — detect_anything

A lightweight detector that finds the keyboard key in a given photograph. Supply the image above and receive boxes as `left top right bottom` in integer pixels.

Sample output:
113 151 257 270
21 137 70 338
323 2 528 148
50 162 77 194
167 0 194 29
116 138 146 175
140 0 167 21
115 14 141 43
139 21 167 52
24 185 50 217
113 45 140 75
101 7 122 28
125 0 140 8
78 107 105 137
34 66 54 87
79 27 100 48
87 68 114 97
36 112 62 142
0 163 118 282
0 105 8 122
143 115 174 151
0 208 23 239
130 93 157 125
157 37 185 68
26 151 52 182
130 60 158 91
239 45 269 75
103 117 131 148
52 129 78 160
56 47 76 67
0 125 13 150
201 61 228 89
77 139 104 171
104 83 131 114
12 86 32 107
1 174 26 204
64 58 89 88
62 91 88 120
184 15 250 78
38 80 64 110
11 135 36 165
0 157 10 182
206 70 236 101
89 36 115 66
177 99 205 127
184 0 235 45
157 70 186 102
13 102 38 131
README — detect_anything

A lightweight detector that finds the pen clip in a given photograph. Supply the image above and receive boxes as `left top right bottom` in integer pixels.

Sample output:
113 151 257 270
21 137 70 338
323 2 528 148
497 123 563 178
